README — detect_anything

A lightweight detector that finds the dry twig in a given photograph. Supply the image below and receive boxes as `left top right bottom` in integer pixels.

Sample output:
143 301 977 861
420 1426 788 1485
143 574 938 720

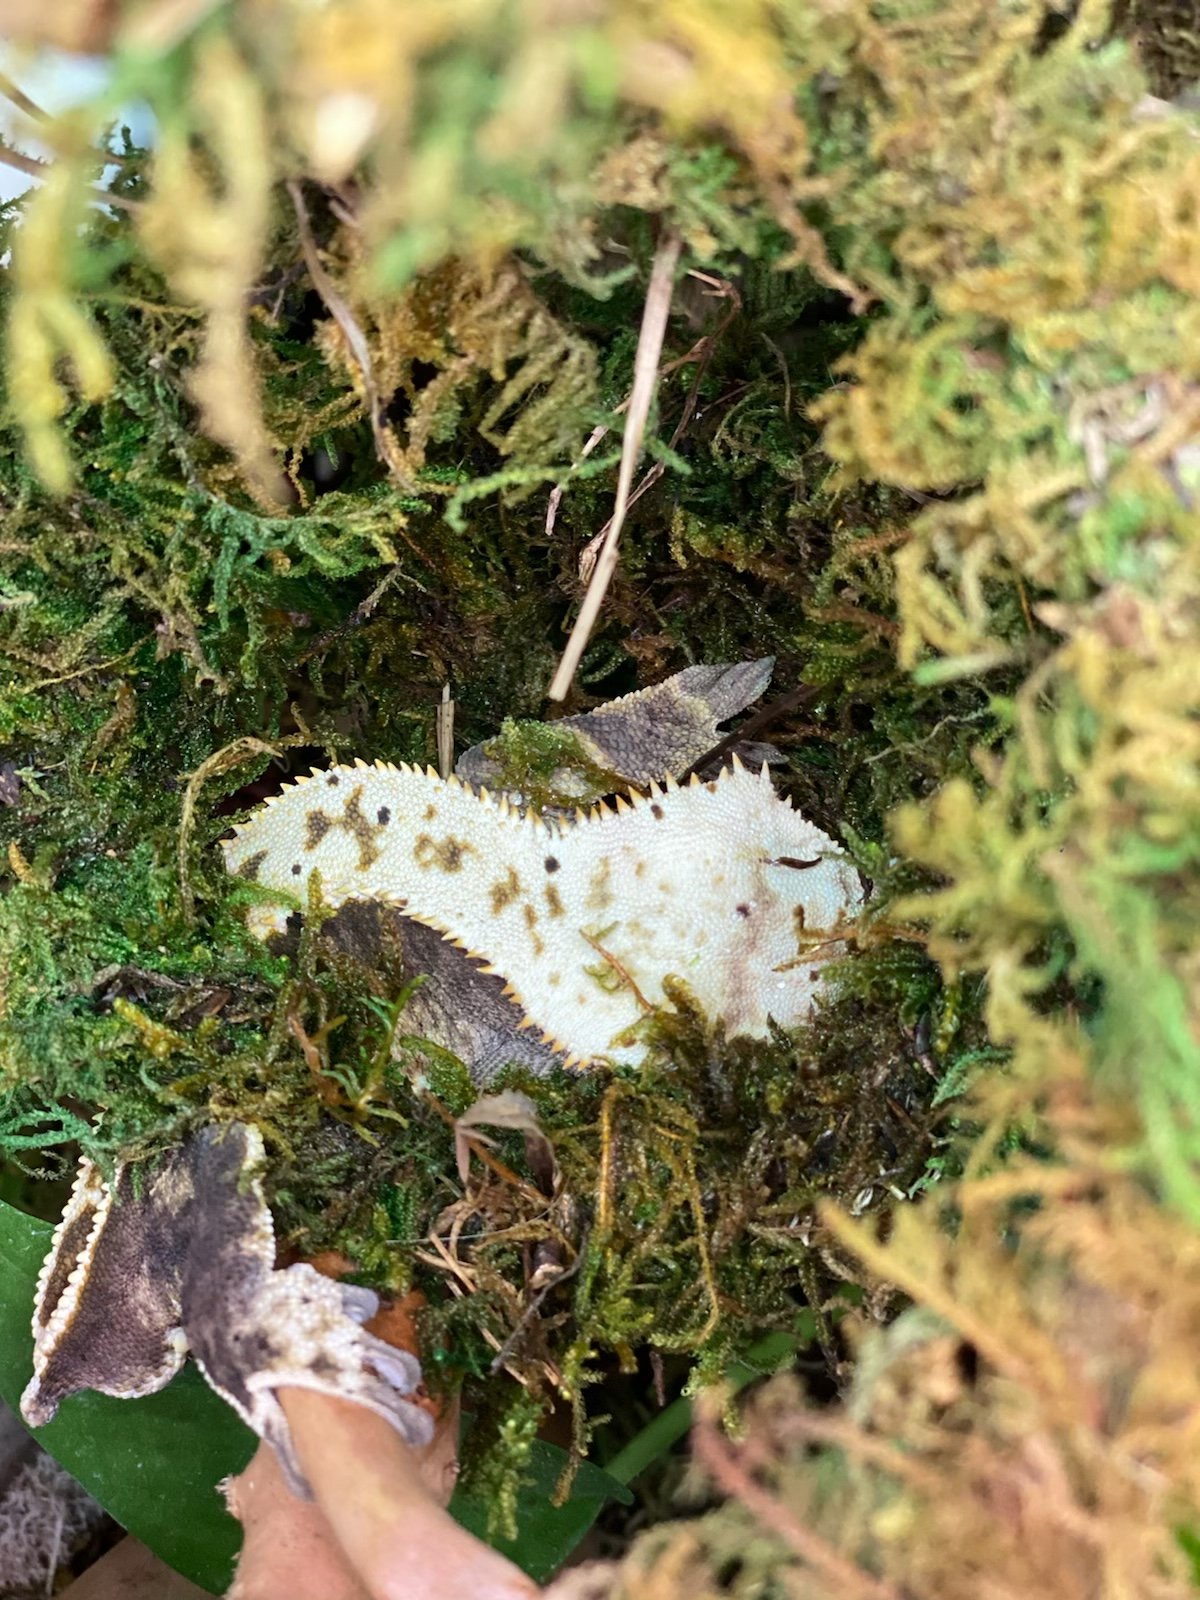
691 1410 904 1600
548 230 682 701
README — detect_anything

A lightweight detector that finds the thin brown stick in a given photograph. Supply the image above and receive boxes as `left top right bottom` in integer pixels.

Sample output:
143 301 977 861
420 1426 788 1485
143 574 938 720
576 272 741 582
0 136 142 211
0 137 45 179
294 563 411 667
760 331 792 419
0 67 139 175
0 72 49 123
436 683 454 779
420 1091 547 1205
544 418 617 540
0 71 130 167
578 928 654 1012
677 681 823 783
776 1409 946 1497
547 229 682 701
691 1415 904 1600
287 178 405 486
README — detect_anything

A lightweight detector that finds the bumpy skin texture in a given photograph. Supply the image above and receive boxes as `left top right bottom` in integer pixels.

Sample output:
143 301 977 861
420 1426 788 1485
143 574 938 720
21 1125 433 1496
224 760 861 1066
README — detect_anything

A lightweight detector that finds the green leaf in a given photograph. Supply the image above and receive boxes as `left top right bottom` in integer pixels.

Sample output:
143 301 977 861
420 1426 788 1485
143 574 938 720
0 1199 256 1596
450 1430 631 1584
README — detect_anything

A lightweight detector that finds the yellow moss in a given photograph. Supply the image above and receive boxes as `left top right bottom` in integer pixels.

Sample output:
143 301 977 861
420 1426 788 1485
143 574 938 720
595 1081 1200 1600
313 251 598 485
7 164 114 492
137 35 285 507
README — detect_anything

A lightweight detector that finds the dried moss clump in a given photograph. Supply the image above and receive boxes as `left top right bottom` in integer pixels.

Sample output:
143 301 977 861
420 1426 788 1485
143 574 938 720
564 1076 1200 1599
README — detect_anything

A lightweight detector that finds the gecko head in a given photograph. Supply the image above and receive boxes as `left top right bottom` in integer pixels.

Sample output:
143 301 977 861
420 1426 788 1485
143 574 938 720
714 759 861 932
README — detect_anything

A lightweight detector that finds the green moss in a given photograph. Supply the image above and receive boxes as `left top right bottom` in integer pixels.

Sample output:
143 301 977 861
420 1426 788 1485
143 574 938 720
0 0 1197 1564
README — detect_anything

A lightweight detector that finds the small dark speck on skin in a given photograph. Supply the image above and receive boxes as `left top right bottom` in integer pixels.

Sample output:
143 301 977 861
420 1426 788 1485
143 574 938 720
327 774 340 787
377 806 391 824
650 803 664 819
291 863 302 876
774 856 821 870
544 856 560 873
736 903 751 917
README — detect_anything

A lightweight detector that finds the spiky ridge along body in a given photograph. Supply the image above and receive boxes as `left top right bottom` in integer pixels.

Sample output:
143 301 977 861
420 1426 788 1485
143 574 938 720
223 759 861 1066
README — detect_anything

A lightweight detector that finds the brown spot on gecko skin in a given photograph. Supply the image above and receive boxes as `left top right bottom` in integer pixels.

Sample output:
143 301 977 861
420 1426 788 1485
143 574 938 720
489 866 522 913
341 788 384 871
326 774 340 786
544 855 560 873
305 789 387 868
736 902 751 917
650 803 664 819
414 833 472 872
424 804 437 821
586 855 612 911
794 905 806 933
377 806 391 824
523 902 544 955
304 811 332 850
237 850 268 880
545 883 564 917
291 863 302 876
635 859 645 877
548 972 561 986
773 856 821 870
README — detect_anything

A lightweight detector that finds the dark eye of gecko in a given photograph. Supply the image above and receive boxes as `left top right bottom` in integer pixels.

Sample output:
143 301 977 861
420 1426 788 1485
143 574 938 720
544 856 560 873
768 856 821 870
377 807 391 824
